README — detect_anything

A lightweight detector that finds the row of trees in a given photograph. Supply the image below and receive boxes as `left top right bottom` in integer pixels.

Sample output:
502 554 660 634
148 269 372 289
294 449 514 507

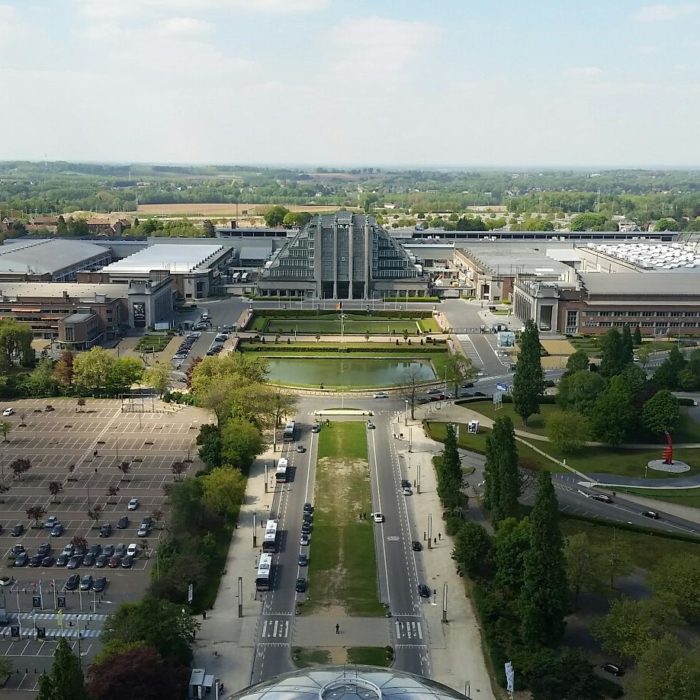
0 319 34 371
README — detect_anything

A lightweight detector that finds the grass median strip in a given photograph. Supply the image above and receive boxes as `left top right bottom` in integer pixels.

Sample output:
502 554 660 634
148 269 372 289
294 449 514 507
304 421 384 616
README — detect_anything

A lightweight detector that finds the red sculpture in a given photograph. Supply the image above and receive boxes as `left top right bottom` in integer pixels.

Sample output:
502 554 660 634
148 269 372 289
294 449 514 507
662 430 674 465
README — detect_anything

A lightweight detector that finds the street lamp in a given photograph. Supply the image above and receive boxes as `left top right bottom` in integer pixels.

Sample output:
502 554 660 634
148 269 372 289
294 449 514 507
404 400 408 427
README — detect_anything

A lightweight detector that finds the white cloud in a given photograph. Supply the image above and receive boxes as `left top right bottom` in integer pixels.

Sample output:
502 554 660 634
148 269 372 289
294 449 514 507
564 66 605 78
327 16 440 84
157 16 212 37
634 3 697 22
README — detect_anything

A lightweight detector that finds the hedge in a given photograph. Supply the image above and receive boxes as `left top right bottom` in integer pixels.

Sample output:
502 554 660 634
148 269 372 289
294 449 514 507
250 309 433 320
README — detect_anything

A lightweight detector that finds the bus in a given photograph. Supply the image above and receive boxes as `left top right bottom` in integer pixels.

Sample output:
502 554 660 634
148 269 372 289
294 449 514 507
255 553 273 591
283 421 296 442
275 458 289 484
262 519 278 553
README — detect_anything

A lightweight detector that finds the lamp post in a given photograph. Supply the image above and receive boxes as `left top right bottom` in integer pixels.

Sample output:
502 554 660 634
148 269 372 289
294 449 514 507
428 514 432 549
404 400 408 427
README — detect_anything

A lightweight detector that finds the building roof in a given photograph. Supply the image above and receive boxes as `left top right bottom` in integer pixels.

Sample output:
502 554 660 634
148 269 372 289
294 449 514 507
0 239 109 275
580 271 700 297
62 312 95 323
101 244 224 274
458 243 572 278
0 282 129 300
240 244 272 260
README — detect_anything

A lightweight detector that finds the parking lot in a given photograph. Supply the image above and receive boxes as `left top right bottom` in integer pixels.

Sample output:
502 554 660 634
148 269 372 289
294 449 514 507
0 398 209 689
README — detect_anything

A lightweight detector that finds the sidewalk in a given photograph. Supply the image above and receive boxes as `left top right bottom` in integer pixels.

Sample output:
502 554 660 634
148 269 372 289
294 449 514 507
191 450 273 692
401 418 497 698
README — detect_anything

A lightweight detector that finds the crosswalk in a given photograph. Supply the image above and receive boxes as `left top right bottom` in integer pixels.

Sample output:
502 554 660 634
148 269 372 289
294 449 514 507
260 617 289 640
394 618 424 642
0 626 101 639
15 612 108 623
455 335 483 368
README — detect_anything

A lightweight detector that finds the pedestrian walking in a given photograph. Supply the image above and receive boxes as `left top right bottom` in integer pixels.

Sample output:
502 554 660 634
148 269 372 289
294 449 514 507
336 623 340 634
438 533 441 541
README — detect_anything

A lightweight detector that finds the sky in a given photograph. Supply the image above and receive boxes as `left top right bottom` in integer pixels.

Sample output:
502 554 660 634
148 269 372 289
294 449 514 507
1 0 699 167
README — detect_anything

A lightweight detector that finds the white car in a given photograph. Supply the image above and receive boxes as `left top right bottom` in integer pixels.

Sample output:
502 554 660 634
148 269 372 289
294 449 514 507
372 512 385 523
127 498 140 511
402 487 413 496
2 408 14 416
373 392 389 399
126 543 140 558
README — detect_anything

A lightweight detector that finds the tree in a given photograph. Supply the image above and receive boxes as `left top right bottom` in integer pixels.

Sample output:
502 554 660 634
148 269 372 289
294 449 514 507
171 461 186 481
653 346 686 390
26 505 46 527
73 347 113 395
633 325 643 346
547 411 590 453
529 649 603 700
10 457 32 480
101 597 199 666
599 328 627 377
565 533 606 607
87 504 103 526
143 362 170 397
512 320 544 425
220 418 265 471
87 644 184 700
0 319 34 370
642 390 680 435
452 522 492 579
637 343 654 369
632 635 700 700
201 466 246 519
590 375 636 445
27 358 57 396
263 205 290 227
168 478 206 534
520 471 568 647
649 554 700 623
117 461 131 481
621 324 634 366
269 389 298 452
0 657 11 686
196 424 222 471
107 356 144 394
601 530 633 589
565 349 589 374
36 638 88 700
443 352 475 396
106 485 118 503
0 420 10 442
483 416 520 523
493 517 531 597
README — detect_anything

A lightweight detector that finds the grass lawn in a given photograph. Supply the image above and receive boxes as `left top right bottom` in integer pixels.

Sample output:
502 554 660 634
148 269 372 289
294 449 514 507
249 312 440 335
424 421 698 478
292 648 331 668
560 516 700 571
305 421 384 616
461 400 700 444
346 647 391 666
614 487 700 510
135 333 172 352
568 336 682 356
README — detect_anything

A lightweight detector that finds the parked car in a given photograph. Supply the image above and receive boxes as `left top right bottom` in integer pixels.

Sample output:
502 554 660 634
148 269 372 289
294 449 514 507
301 522 312 535
65 574 80 591
44 516 60 529
115 543 127 557
61 544 75 557
116 516 129 529
303 502 313 514
41 556 55 567
127 498 139 511
95 554 108 568
13 552 28 567
300 534 310 546
102 544 115 558
11 523 24 537
296 444 306 452
366 421 375 429
67 556 82 570
37 543 52 557
29 554 43 567
10 544 25 556
412 541 423 552
418 584 431 598
126 544 140 558
298 553 308 567
99 523 112 538
50 523 64 537
402 486 413 496
302 511 313 523
121 555 133 569
56 554 70 567
137 524 150 537
311 424 320 433
372 512 385 523
83 553 96 566
601 663 624 677
74 542 87 557
2 408 14 416
295 577 307 593
107 555 121 568
401 479 411 489
80 575 93 591
88 544 102 557
93 577 107 593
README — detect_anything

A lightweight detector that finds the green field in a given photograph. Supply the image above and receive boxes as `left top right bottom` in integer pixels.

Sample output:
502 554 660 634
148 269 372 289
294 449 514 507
250 312 440 335
346 647 392 666
305 422 384 616
424 420 698 478
461 399 700 443
568 336 683 356
614 486 700 510
292 648 331 668
135 333 172 352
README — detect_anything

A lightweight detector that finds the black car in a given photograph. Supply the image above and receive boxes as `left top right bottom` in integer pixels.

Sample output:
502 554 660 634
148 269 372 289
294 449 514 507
13 552 28 567
601 663 624 677
102 544 115 558
412 541 423 552
99 523 112 538
301 522 312 534
298 553 308 567
11 523 24 537
11 544 25 556
37 542 52 557
80 575 93 591
29 554 43 567
303 502 313 514
120 555 133 569
74 543 87 557
95 554 108 568
83 553 96 567
418 584 431 598
41 555 55 567
302 511 313 523
295 577 307 593
65 574 80 591
88 544 102 557
66 555 82 570
401 479 411 489
56 553 70 567
116 516 129 529
93 577 107 593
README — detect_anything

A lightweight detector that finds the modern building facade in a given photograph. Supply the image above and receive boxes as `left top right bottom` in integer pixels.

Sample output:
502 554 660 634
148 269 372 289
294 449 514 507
257 213 428 299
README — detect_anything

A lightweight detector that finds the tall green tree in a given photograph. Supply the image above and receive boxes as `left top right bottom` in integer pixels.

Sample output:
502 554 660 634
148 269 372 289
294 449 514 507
196 424 222 471
565 532 606 607
200 466 246 520
653 346 686 390
484 416 520 523
27 358 58 396
143 362 170 397
512 320 544 425
547 411 590 453
642 390 680 435
37 638 88 700
556 370 606 416
632 635 700 700
621 324 634 366
443 352 475 395
565 349 590 375
649 554 700 623
590 375 636 445
493 516 531 597
0 319 34 370
520 472 568 647
452 522 492 579
264 205 290 227
220 418 265 471
633 325 643 346
599 328 627 377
